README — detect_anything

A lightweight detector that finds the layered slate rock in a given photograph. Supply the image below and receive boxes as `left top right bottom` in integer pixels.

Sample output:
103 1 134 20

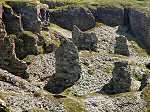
129 9 150 50
6 1 41 33
15 31 39 59
89 6 124 26
114 36 130 56
3 6 23 34
72 25 98 51
0 5 27 78
45 37 81 94
48 6 96 31
0 19 27 78
102 61 141 94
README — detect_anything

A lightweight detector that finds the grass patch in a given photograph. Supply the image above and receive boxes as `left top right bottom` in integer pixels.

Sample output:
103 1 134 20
142 84 150 111
40 30 61 48
63 98 86 112
30 107 48 112
23 55 35 65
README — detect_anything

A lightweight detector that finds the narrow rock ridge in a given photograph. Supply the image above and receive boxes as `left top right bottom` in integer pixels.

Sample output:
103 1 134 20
101 61 141 94
114 36 130 56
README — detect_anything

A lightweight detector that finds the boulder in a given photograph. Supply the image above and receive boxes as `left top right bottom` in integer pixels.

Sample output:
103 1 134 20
102 61 141 94
89 6 124 26
48 6 96 31
45 37 81 94
15 31 39 59
3 6 23 34
72 25 98 51
114 36 130 56
6 1 41 33
129 9 150 50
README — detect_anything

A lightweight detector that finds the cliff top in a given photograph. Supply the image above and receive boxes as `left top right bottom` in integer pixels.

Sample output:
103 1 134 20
0 0 149 13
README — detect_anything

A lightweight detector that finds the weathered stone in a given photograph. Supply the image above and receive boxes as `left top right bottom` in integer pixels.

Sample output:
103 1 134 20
3 6 23 34
15 31 39 59
0 35 28 78
102 61 140 94
40 4 50 30
45 37 81 94
0 14 27 78
72 25 98 51
41 0 65 9
6 1 41 33
89 6 124 26
48 6 96 31
129 9 150 51
114 36 130 56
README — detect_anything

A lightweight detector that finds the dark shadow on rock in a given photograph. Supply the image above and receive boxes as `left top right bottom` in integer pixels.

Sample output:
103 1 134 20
44 37 81 94
116 26 150 55
139 74 149 91
72 25 98 52
100 61 132 94
114 35 130 56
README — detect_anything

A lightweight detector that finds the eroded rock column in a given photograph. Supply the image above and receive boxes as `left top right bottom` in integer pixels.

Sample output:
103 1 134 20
45 37 81 94
0 5 27 78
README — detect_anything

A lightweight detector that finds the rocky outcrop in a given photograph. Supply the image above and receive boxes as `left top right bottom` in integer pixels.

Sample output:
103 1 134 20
0 35 28 78
45 37 81 94
102 61 141 94
114 36 130 56
15 31 39 59
6 1 41 33
0 8 27 78
3 6 22 34
48 6 96 31
41 1 66 9
72 25 98 51
89 6 124 26
129 9 150 50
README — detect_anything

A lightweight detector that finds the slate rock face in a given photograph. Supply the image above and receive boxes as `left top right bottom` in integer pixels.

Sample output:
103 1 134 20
6 1 41 33
89 6 124 26
45 37 81 94
0 19 27 78
41 0 65 9
129 9 150 50
3 6 23 34
102 61 140 94
72 25 98 51
48 6 96 31
114 36 130 56
15 31 39 59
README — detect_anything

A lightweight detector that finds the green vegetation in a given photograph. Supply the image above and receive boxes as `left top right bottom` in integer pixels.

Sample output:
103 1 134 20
21 31 37 38
1 0 149 13
40 0 150 13
63 98 86 112
111 92 137 100
142 84 150 111
23 55 35 65
41 30 61 48
30 107 48 112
